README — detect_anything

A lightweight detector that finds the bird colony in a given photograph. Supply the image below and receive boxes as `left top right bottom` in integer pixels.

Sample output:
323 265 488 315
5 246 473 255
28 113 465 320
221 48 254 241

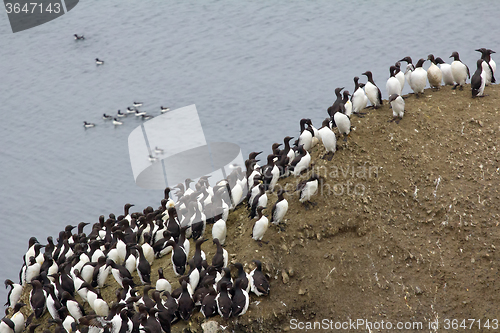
2 47 496 333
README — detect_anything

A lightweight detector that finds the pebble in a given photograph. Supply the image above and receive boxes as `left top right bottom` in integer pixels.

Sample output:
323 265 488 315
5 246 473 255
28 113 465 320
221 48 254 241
202 320 220 333
282 271 289 284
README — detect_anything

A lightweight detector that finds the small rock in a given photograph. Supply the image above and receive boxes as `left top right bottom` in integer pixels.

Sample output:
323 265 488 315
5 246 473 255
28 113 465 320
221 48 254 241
287 267 295 277
298 288 306 295
415 286 423 295
201 320 220 333
282 271 289 284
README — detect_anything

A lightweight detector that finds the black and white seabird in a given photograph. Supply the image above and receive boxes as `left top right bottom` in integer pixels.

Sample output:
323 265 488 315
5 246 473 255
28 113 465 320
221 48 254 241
211 238 228 270
126 107 136 113
4 279 22 309
410 58 427 97
332 110 351 142
113 118 123 126
394 62 405 91
166 239 187 276
231 278 249 317
212 217 227 245
133 246 151 285
117 110 127 117
83 121 95 128
249 184 268 219
327 87 346 118
74 34 85 40
251 207 269 246
106 259 133 288
297 118 314 151
427 54 443 89
249 260 270 297
476 48 496 85
155 268 172 293
351 76 368 116
200 287 218 318
216 281 232 319
233 262 252 293
388 94 405 123
362 71 382 108
386 66 402 97
177 280 194 320
398 56 415 89
61 291 85 323
450 51 470 90
95 58 104 65
289 145 311 176
28 280 46 319
471 59 486 98
270 189 288 227
317 118 336 160
102 113 113 120
297 173 321 208
10 302 27 333
160 106 170 113
133 101 143 107
434 57 454 86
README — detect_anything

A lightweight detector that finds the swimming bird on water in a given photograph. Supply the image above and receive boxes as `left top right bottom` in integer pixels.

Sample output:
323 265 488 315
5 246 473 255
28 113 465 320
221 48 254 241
155 147 164 154
95 58 104 65
102 114 112 120
126 107 136 113
83 121 95 128
116 110 127 117
149 154 158 162
133 102 143 107
135 110 146 117
113 118 123 126
160 106 170 113
74 34 85 40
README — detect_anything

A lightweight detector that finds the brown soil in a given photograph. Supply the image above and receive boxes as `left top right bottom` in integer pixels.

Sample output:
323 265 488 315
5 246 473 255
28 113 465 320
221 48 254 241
14 84 500 332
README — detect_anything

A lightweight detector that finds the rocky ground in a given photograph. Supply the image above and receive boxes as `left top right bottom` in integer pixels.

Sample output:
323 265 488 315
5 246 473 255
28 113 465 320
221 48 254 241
13 84 500 332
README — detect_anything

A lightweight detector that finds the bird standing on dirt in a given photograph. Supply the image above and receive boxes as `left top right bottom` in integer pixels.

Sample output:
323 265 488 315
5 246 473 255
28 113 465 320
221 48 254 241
297 173 321 209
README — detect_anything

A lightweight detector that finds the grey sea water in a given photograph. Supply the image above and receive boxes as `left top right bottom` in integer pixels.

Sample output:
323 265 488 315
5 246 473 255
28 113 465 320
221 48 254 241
1 0 499 303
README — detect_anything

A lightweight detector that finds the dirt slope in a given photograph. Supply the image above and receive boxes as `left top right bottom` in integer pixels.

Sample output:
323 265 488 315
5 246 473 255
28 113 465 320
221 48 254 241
13 84 500 332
